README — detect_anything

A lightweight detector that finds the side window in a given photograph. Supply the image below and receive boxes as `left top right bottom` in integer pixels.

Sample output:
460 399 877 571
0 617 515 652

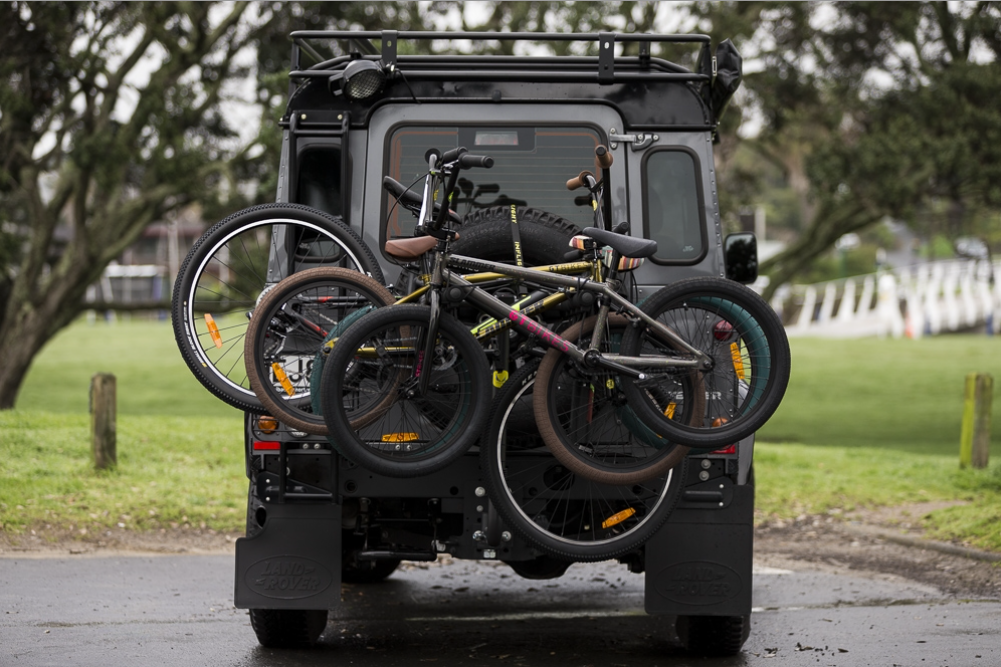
296 146 341 216
384 126 601 241
643 149 706 263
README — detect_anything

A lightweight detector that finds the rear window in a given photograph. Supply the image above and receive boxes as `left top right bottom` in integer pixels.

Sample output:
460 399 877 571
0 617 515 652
384 126 602 240
643 149 705 263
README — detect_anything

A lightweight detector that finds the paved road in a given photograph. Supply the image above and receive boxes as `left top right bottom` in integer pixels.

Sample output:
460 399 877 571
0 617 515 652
2 553 999 666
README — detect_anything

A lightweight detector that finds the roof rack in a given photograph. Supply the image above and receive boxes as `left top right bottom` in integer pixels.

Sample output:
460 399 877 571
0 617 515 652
288 30 713 86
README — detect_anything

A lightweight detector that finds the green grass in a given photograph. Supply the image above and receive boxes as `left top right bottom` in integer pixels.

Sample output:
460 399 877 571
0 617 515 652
753 443 1001 551
756 335 1001 552
2 321 1001 551
16 317 234 417
759 336 1001 455
0 411 246 535
2 318 245 536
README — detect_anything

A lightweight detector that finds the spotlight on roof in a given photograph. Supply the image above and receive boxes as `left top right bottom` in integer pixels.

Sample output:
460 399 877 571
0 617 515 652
328 59 386 101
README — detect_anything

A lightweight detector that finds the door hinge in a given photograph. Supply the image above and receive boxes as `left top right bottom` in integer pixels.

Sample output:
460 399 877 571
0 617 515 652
608 128 659 151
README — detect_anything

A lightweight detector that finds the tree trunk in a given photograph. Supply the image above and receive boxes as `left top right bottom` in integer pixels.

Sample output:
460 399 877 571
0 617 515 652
0 309 59 409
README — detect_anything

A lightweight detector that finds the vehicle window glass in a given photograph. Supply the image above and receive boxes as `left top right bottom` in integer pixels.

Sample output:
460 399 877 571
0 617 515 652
296 146 341 216
644 150 703 262
385 126 601 239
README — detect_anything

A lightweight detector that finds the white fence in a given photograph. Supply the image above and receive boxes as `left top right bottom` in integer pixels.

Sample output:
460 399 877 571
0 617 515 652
776 260 1001 338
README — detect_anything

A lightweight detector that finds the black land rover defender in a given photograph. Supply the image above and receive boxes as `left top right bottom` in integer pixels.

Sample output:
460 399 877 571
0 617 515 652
232 30 756 655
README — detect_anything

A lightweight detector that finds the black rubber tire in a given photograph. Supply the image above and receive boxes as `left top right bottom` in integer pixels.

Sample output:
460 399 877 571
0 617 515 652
503 556 572 580
676 614 751 656
244 268 395 435
249 608 327 648
342 556 402 584
481 359 688 561
619 277 790 450
319 304 491 478
534 315 698 485
452 206 580 266
172 203 383 412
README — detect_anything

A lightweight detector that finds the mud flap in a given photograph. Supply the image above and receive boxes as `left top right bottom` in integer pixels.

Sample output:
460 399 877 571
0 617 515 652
644 484 753 617
235 503 341 610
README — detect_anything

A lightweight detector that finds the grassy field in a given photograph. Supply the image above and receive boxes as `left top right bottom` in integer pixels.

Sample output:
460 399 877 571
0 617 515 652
2 320 1000 550
15 317 235 417
759 336 1001 455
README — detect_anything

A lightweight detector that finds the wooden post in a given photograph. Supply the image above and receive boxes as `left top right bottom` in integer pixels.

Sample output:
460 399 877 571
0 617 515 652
959 372 992 469
91 373 117 469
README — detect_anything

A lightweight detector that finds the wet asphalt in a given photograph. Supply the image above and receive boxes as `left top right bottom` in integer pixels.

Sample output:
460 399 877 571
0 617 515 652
1 553 998 666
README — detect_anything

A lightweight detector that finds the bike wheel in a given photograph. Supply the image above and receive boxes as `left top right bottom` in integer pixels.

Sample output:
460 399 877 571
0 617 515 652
619 277 790 450
244 268 395 435
172 203 383 412
482 360 689 562
319 304 491 478
534 315 702 485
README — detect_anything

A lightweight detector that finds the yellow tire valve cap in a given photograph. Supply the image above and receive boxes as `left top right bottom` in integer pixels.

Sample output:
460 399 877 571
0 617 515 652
493 370 509 388
271 363 296 397
204 313 223 349
601 507 637 529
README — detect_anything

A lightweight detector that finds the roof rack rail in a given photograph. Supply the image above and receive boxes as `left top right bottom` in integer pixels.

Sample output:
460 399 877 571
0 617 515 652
289 30 712 86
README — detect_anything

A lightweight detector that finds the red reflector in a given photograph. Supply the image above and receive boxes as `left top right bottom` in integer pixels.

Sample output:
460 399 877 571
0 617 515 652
711 444 737 455
253 441 281 451
713 320 735 341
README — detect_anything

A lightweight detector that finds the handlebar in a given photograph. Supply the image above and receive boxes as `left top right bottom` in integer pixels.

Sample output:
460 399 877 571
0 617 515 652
566 170 594 191
440 146 468 164
595 144 613 169
458 153 494 169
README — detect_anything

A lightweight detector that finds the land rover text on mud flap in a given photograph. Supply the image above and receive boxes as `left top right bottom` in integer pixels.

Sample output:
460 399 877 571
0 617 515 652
233 30 756 655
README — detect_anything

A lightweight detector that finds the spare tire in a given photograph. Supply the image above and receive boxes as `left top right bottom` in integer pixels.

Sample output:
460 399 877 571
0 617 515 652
452 206 581 266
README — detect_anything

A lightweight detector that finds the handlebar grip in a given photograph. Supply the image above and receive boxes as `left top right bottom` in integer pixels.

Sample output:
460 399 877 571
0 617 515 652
440 146 468 164
613 221 629 234
458 154 494 169
566 170 594 191
595 145 613 169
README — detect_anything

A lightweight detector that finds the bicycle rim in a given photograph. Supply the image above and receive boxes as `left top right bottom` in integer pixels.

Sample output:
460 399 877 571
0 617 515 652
620 277 790 449
179 216 376 409
485 360 686 561
246 268 394 435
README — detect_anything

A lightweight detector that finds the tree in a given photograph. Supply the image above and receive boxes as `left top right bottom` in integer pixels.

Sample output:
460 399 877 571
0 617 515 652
715 2 1001 298
0 2 270 408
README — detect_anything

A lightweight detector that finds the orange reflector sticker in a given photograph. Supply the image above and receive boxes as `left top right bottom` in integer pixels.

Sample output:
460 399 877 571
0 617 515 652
601 507 637 530
730 342 745 380
271 363 295 396
663 402 677 419
204 313 223 348
712 417 729 428
381 432 419 443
